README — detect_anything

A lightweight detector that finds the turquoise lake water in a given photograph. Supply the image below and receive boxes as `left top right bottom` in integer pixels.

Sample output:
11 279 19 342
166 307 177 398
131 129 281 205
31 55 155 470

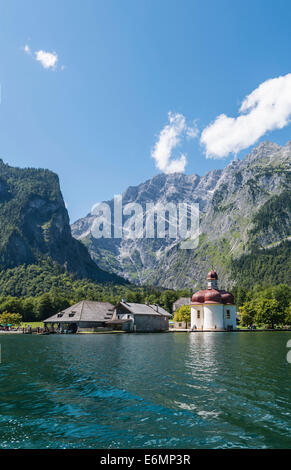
0 332 290 449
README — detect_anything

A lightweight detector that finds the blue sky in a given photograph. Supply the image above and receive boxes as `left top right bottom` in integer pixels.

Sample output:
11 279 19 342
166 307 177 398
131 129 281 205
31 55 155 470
0 0 291 221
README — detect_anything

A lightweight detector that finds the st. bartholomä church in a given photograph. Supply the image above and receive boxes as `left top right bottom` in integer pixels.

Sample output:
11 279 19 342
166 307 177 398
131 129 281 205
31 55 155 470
191 270 237 331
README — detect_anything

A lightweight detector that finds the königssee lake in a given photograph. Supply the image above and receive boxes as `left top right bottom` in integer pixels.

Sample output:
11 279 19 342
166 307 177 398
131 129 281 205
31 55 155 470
0 332 290 449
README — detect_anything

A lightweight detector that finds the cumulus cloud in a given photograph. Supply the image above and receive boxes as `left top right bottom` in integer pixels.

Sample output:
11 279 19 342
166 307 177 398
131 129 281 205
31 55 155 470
151 112 198 174
201 73 291 158
35 50 58 70
23 44 59 70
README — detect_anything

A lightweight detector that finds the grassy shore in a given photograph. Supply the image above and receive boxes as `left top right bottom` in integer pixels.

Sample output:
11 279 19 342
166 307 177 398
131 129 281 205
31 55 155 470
21 322 44 328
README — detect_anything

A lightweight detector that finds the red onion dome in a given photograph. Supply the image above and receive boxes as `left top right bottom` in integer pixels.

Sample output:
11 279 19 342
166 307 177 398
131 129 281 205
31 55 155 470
207 270 218 280
204 289 222 303
192 290 206 303
220 291 234 304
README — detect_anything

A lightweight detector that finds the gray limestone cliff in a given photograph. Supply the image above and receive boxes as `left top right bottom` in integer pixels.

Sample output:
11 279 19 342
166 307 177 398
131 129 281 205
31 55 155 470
72 141 291 289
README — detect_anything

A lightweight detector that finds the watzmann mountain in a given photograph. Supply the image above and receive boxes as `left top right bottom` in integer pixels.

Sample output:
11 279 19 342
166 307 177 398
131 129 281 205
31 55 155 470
72 141 291 289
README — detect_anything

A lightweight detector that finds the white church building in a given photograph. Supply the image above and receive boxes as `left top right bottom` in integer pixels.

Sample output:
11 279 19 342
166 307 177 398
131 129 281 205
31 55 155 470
191 270 237 331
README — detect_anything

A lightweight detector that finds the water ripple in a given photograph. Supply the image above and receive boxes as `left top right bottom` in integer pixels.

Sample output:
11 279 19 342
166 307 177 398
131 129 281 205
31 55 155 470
0 332 290 448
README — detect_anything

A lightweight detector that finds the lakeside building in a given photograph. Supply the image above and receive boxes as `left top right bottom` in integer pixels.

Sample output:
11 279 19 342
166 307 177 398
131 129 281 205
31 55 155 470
173 319 190 329
172 297 191 312
113 301 171 332
44 301 116 333
44 300 171 333
191 270 237 331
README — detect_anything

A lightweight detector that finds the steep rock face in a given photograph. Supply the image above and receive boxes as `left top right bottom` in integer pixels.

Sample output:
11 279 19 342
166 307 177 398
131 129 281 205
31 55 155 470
72 171 223 285
72 141 291 289
0 160 124 283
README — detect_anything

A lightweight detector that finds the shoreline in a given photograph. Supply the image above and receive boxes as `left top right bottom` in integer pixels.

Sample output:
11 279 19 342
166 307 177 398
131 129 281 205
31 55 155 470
1 328 291 335
170 328 291 333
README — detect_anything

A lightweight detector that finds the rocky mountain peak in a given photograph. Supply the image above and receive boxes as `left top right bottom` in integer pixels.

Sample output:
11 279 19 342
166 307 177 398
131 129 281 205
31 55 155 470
71 139 290 288
244 141 282 163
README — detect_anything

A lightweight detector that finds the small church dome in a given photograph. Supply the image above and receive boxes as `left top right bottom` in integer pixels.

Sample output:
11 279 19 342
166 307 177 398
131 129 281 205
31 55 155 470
204 289 222 303
191 270 235 306
192 290 206 303
207 270 218 280
220 291 234 304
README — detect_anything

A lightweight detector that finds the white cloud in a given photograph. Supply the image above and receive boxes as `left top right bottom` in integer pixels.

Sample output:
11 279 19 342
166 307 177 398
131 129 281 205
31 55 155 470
35 50 58 70
23 44 60 70
200 73 291 158
24 44 31 55
151 112 198 174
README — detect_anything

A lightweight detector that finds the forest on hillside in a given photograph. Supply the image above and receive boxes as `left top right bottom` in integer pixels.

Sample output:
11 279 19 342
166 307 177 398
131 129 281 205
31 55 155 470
0 259 290 323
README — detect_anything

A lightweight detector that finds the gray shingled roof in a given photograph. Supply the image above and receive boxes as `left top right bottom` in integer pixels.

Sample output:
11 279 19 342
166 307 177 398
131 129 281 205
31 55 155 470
44 301 114 323
118 302 171 317
173 297 191 306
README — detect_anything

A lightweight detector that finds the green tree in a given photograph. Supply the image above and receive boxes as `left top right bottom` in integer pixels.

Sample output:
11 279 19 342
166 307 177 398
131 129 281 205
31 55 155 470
36 293 55 320
0 311 22 326
269 284 291 313
22 297 36 322
255 298 284 329
160 290 178 313
49 289 70 314
239 300 257 326
285 303 291 325
0 297 22 314
174 305 191 328
232 286 248 307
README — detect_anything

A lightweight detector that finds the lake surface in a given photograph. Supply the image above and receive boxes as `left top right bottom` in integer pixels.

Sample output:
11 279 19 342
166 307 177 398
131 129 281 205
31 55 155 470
0 332 290 449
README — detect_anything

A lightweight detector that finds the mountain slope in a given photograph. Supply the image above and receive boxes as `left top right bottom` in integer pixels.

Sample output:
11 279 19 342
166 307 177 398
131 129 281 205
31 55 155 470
72 141 291 289
0 160 125 284
72 171 222 284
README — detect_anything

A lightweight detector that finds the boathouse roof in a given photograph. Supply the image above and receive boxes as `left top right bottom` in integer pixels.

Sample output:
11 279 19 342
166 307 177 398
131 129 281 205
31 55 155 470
44 301 114 323
117 302 171 317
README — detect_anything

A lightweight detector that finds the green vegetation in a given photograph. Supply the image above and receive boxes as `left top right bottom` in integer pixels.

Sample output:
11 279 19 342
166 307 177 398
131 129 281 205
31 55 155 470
0 160 123 283
173 305 191 327
285 304 291 324
0 259 289 327
0 161 60 263
0 260 126 298
21 322 44 328
0 312 22 326
248 191 291 248
231 241 291 289
0 260 192 321
237 284 291 328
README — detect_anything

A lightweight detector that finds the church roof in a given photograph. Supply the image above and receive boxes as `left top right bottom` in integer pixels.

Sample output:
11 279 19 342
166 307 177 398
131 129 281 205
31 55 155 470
192 270 234 305
192 289 234 305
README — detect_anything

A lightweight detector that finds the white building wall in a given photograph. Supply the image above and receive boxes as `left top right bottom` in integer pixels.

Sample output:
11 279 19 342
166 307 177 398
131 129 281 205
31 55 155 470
115 312 134 331
223 305 237 330
191 305 204 330
192 303 237 331
204 304 224 330
118 313 134 321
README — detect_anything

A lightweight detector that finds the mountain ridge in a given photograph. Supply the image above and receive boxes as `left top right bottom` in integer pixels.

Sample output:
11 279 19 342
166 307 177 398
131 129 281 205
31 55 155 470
0 159 125 284
72 140 291 289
